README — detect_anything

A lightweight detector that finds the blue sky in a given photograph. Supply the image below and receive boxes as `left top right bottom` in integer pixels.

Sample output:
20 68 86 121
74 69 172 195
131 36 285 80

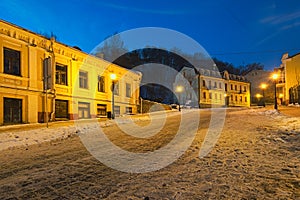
1 0 300 70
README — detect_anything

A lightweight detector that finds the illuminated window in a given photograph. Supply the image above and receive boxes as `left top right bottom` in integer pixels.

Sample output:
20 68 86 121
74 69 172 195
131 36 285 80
97 104 107 117
4 47 21 76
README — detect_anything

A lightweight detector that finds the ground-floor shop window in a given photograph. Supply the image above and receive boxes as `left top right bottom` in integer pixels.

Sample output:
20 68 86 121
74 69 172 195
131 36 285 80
55 100 68 118
4 97 22 124
97 104 107 117
126 107 132 114
114 106 120 116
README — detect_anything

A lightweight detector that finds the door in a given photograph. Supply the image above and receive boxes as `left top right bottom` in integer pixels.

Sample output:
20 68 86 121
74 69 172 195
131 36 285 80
78 102 90 119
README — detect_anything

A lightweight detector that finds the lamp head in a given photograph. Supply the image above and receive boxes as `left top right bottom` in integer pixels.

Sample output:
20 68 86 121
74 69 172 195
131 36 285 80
110 73 117 80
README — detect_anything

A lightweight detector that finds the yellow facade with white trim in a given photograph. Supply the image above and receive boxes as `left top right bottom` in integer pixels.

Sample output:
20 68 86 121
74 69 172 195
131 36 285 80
0 20 141 125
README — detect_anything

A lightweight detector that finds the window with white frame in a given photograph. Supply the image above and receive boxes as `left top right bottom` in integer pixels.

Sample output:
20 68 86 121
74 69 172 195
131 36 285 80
79 71 88 89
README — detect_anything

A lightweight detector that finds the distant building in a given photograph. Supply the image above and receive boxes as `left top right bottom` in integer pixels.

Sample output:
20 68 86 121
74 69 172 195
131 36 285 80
174 66 250 108
0 20 141 125
277 52 300 105
244 69 274 104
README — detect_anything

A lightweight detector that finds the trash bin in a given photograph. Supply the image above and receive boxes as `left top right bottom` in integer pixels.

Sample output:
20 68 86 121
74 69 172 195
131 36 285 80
107 111 112 119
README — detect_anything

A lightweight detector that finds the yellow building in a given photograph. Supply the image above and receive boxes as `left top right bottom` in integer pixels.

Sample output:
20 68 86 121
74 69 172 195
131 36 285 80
277 52 300 105
0 20 141 125
174 67 250 108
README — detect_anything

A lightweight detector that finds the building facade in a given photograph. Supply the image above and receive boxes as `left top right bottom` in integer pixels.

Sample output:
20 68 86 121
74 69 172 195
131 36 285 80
0 20 141 125
276 52 300 105
174 67 250 108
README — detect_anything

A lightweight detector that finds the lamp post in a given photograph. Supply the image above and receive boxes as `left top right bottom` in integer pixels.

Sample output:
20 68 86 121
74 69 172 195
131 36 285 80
176 85 183 111
260 83 267 107
272 73 279 110
110 73 117 119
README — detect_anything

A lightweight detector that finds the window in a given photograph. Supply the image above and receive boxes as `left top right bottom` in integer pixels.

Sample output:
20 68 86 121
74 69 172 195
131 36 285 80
214 82 217 88
203 92 206 99
209 93 212 99
214 93 217 99
126 107 132 114
235 96 238 101
244 86 247 92
231 95 233 101
245 97 247 102
209 80 212 89
55 100 68 118
4 97 22 124
79 71 88 89
113 82 119 95
114 106 120 116
231 84 233 90
126 83 131 97
202 80 206 87
219 82 222 89
97 104 107 117
240 85 242 92
219 94 222 100
55 64 67 85
4 47 21 76
240 96 242 102
98 76 105 92
235 85 237 91
225 83 228 91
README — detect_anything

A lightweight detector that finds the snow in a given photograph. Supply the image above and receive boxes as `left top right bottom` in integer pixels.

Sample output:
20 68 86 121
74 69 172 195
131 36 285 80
0 107 299 152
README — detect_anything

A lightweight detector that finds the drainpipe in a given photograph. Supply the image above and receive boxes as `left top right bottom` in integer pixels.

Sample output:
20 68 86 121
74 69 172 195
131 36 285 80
49 37 56 121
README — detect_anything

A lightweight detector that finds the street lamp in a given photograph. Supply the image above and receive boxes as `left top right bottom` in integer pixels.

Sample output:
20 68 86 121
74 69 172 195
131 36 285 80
176 85 183 111
110 73 117 119
256 93 262 104
260 83 267 107
272 73 279 110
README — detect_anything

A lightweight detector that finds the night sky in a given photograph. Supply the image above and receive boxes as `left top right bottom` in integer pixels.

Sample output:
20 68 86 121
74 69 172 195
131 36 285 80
1 0 300 70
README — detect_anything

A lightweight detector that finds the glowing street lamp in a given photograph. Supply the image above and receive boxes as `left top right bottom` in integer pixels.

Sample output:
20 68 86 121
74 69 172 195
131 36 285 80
256 93 262 103
260 83 267 107
176 85 183 111
272 73 279 110
110 73 117 119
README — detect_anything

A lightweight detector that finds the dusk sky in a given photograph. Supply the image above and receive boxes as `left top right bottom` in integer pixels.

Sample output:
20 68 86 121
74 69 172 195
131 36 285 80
1 0 300 70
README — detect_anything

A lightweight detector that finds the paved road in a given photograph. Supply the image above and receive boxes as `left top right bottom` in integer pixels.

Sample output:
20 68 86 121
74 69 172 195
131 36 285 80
278 106 300 117
0 109 299 199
